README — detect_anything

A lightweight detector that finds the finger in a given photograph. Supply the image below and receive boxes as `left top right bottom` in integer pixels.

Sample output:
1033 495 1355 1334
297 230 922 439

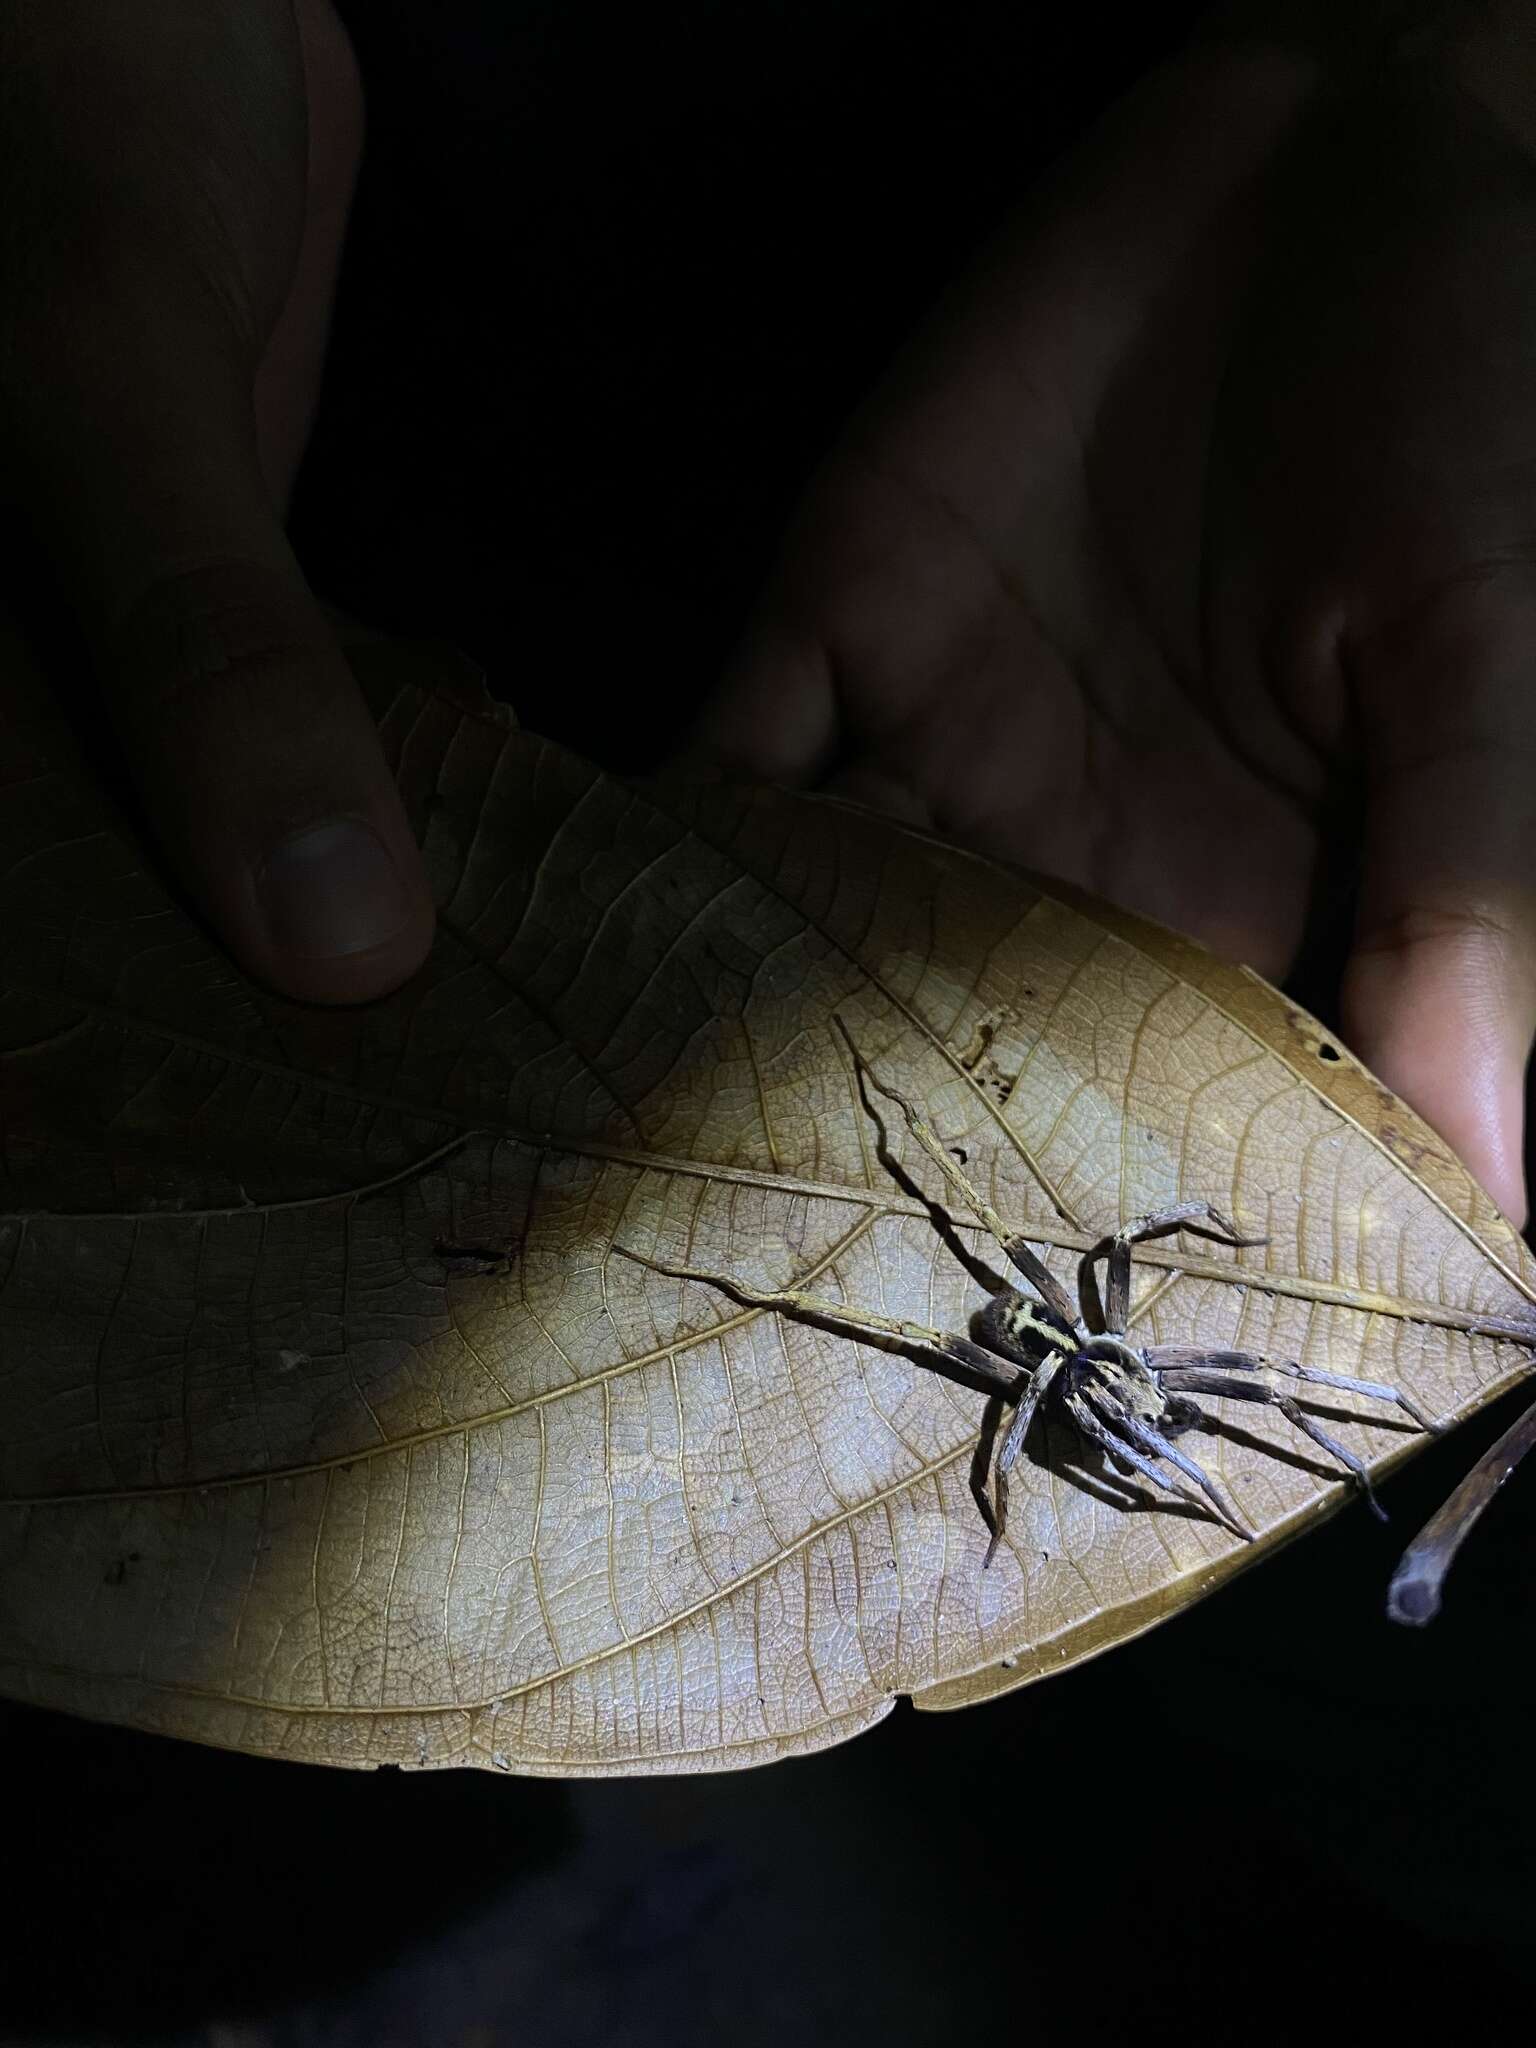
685 618 839 787
254 0 366 511
1343 866 1535 1228
5 289 434 1013
688 42 1318 792
105 551 440 1009
1341 603 1536 1227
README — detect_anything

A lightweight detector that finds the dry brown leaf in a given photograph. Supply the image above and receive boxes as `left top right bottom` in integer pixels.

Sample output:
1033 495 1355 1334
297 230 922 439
2 627 1533 1774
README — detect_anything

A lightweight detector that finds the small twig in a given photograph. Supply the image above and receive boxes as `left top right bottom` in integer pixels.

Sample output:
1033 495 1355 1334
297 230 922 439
1386 1386 1536 1626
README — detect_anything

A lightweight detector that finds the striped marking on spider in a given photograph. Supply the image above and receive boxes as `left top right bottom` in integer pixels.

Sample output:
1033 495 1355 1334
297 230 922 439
615 1024 1438 1564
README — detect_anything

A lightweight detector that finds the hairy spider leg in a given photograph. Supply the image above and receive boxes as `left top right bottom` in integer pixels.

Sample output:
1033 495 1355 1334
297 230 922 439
1077 1202 1268 1337
986 1350 1067 1567
1151 1346 1437 1519
1085 1382 1250 1533
1147 1344 1440 1433
611 1245 1024 1401
968 1394 1008 1548
1150 1364 1388 1517
1061 1386 1249 1534
833 1017 1079 1327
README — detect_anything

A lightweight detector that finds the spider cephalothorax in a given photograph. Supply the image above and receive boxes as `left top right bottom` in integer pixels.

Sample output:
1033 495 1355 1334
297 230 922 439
618 1029 1438 1562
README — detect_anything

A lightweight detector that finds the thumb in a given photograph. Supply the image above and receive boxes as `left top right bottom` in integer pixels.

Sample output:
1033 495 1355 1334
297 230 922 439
1341 601 1536 1229
104 550 439 1008
5 313 435 1009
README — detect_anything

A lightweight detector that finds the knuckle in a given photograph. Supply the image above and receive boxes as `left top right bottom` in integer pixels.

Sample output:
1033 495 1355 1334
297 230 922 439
1352 900 1521 964
101 559 329 737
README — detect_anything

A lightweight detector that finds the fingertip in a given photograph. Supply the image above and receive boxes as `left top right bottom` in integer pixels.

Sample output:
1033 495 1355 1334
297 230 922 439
687 625 839 788
247 807 436 1006
1342 934 1531 1228
101 561 438 1008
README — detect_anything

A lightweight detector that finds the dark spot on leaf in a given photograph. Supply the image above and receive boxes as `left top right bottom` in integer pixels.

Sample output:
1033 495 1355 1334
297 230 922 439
433 1238 512 1273
1318 1043 1340 1062
950 1147 968 1165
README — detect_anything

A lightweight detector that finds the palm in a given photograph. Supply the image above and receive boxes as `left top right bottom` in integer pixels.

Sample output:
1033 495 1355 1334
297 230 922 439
700 44 1536 1218
751 415 1317 979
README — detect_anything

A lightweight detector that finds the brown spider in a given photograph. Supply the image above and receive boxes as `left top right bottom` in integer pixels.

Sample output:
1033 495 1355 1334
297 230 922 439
617 1031 1439 1563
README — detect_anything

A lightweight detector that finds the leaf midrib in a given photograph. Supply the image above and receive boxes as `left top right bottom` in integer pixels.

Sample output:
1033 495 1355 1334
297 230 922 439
7 1152 1530 1511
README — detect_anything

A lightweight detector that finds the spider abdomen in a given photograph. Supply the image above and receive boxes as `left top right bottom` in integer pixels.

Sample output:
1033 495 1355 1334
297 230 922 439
976 1285 1078 1366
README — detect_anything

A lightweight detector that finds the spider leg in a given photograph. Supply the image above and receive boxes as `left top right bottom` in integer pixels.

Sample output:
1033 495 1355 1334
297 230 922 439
612 1244 1023 1399
1078 1202 1267 1336
969 1393 1006 1552
834 1019 1079 1326
1276 1398 1386 1518
1062 1387 1252 1537
984 1350 1067 1568
1150 1344 1439 1434
1151 1360 1402 1519
1090 1389 1250 1534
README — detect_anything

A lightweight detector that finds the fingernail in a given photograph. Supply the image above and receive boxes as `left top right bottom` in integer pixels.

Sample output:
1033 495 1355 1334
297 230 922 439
256 817 415 959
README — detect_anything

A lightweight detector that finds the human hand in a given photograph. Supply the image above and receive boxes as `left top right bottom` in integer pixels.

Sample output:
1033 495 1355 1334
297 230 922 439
694 31 1536 1225
0 0 434 1004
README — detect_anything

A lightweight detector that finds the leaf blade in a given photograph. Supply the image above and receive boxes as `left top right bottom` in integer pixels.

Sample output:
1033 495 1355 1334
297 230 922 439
1 631 1530 1771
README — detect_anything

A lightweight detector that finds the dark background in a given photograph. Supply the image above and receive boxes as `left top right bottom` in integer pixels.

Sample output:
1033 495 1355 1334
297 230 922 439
4 4 1535 2042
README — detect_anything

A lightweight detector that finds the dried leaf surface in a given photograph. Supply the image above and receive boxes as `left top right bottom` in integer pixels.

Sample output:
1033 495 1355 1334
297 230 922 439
2 630 1532 1773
